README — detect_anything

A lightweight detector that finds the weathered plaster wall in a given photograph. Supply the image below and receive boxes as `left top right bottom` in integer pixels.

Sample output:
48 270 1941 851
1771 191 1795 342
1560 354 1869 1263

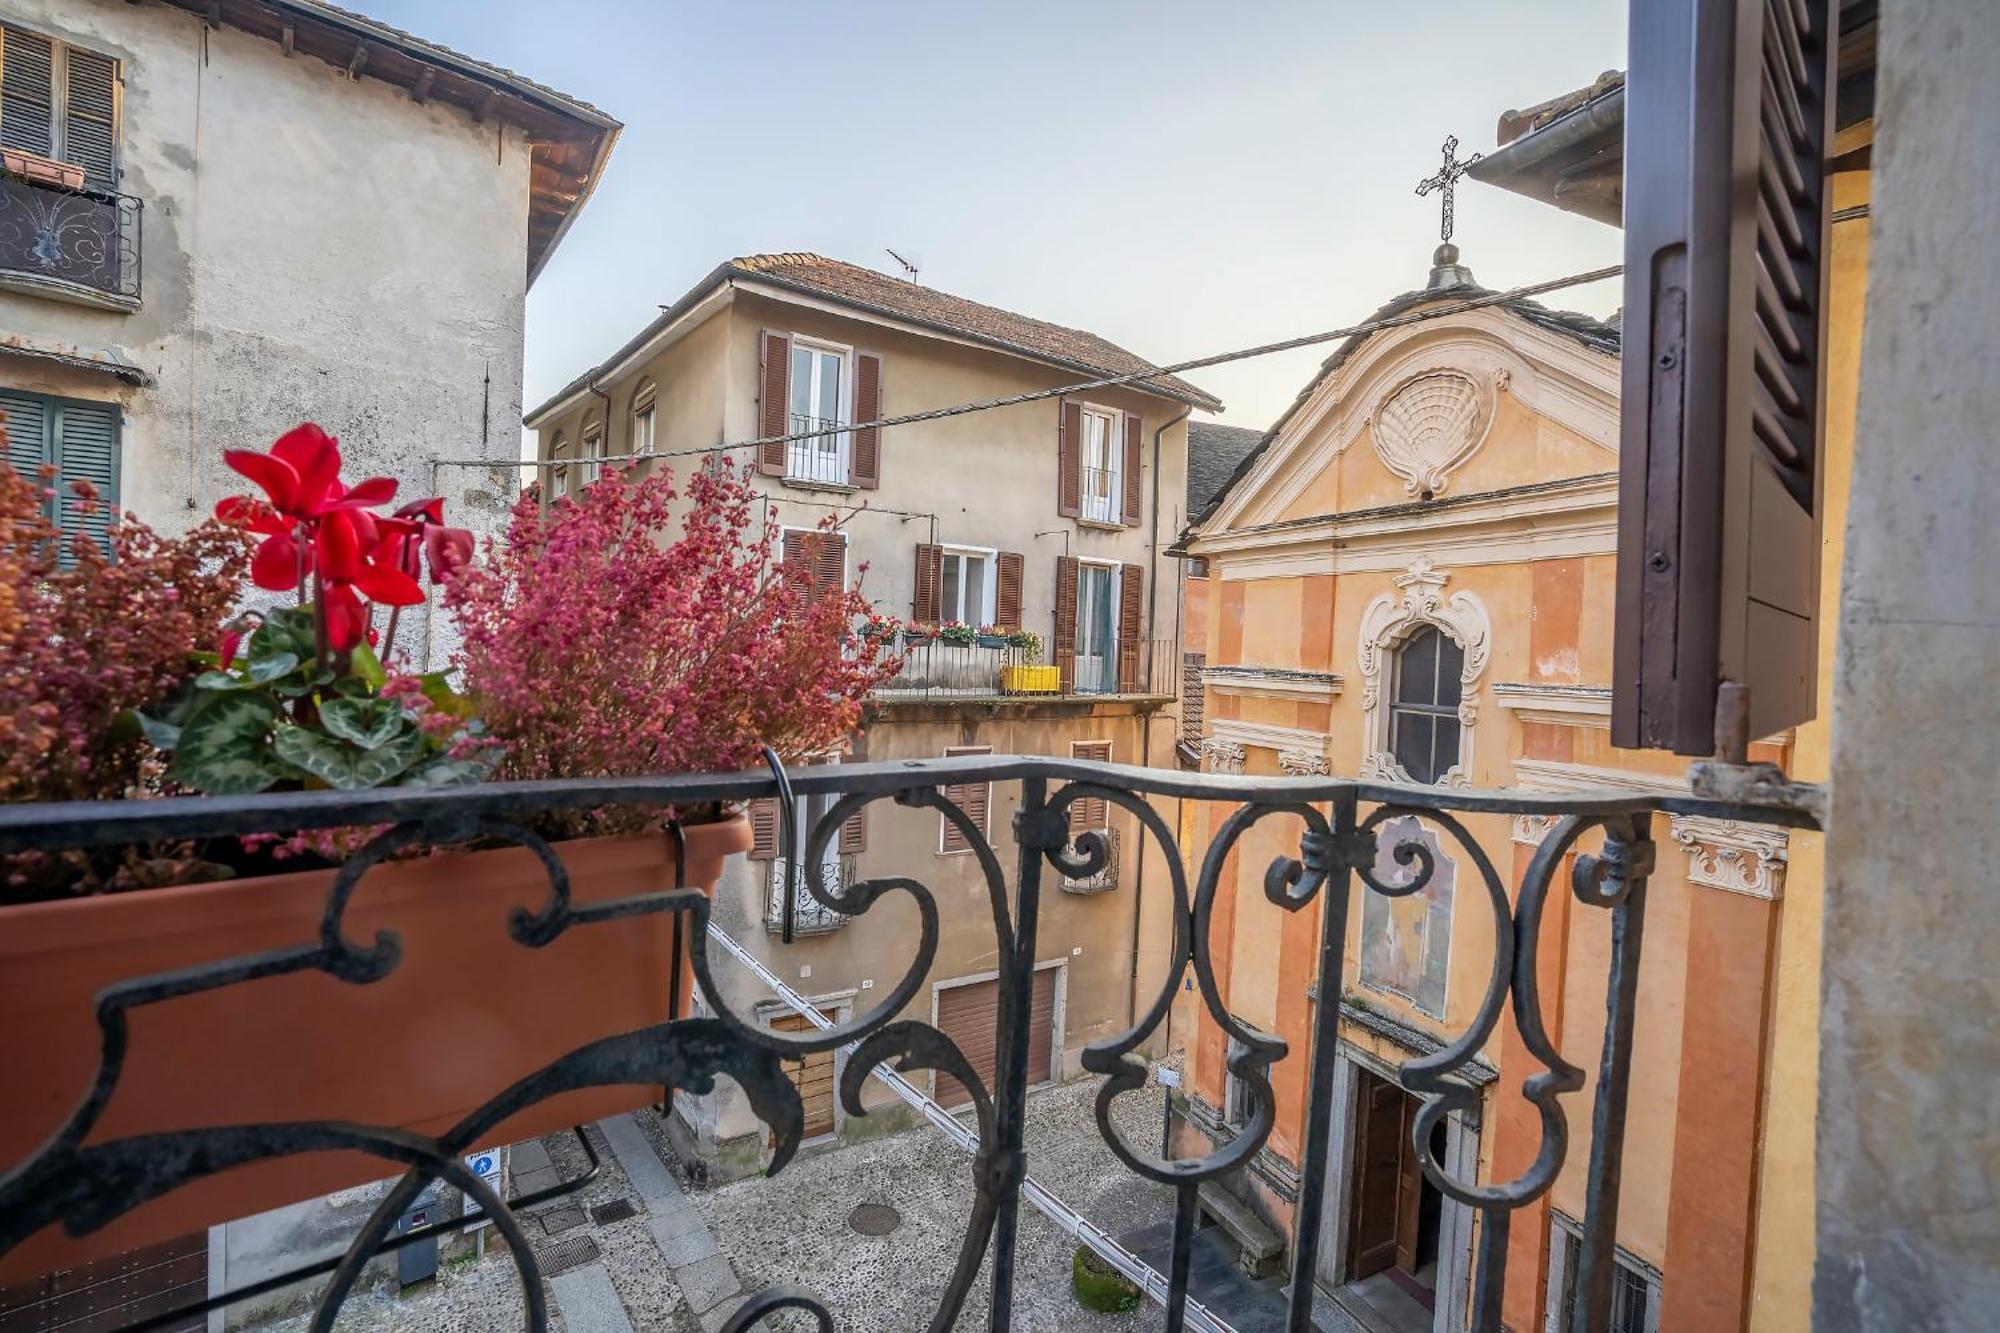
0 0 531 667
1816 1 2000 1326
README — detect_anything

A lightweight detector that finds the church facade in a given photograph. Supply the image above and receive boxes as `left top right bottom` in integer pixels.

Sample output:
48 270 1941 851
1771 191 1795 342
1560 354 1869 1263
1171 249 1802 1333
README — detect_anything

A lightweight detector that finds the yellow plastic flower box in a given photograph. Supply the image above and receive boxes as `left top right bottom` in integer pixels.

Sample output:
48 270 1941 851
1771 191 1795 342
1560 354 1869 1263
1001 664 1061 694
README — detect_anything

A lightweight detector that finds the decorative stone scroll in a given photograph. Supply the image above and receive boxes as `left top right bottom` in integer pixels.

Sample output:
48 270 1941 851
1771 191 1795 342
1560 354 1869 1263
1669 815 1790 900
1370 368 1494 497
1278 749 1332 777
1199 736 1246 776
1357 557 1492 787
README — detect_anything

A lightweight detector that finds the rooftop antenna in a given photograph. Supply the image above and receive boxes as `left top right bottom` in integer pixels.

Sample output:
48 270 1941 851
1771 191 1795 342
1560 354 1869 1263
886 248 920 283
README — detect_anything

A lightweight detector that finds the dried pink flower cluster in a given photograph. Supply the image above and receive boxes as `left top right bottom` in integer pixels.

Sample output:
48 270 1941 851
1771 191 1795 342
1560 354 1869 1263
445 461 898 827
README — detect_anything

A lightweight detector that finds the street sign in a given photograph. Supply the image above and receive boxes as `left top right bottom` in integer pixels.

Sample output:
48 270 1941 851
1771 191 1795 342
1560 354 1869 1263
461 1147 504 1231
1156 1067 1181 1089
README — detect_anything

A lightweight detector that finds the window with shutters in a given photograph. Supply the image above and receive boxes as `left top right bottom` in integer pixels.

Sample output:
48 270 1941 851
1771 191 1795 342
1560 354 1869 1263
761 751 858 935
1181 652 1207 746
1388 625 1465 785
781 527 848 603
938 744 991 855
1072 561 1120 694
0 24 120 189
1 387 120 561
1077 406 1122 525
937 546 996 626
1067 741 1112 832
546 431 570 493
1543 1215 1661 1333
787 337 850 486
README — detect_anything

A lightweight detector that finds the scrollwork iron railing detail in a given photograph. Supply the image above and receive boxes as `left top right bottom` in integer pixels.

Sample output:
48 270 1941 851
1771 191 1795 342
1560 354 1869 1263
0 174 141 301
0 756 1813 1333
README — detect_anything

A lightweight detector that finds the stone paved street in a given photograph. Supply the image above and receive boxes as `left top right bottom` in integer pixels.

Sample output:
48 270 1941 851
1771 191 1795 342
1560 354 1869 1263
247 1071 1370 1333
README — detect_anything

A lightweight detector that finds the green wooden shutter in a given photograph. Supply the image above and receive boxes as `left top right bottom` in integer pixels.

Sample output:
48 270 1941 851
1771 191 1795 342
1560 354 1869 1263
63 46 118 189
54 399 120 557
0 25 56 159
0 389 49 488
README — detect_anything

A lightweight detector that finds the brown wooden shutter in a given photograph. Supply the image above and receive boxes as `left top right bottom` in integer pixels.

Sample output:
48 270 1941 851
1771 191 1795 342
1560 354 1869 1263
0 26 55 159
1069 740 1112 832
1053 555 1079 693
1122 413 1143 526
995 551 1025 631
912 543 943 623
748 797 779 860
1613 0 1836 754
63 46 117 189
757 330 792 476
816 531 846 598
940 744 991 854
851 352 882 489
1116 563 1145 693
839 749 867 854
1057 401 1083 518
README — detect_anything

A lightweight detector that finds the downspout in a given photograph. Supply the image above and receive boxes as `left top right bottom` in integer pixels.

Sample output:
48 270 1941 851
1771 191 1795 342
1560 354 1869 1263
1128 405 1192 1035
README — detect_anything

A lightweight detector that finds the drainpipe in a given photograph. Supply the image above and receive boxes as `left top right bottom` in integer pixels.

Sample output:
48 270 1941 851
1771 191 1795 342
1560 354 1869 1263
1127 405 1192 1035
589 372 615 479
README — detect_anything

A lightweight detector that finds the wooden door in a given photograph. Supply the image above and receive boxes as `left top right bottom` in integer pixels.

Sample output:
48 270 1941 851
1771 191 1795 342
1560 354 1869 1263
934 969 1058 1110
1347 1072 1405 1278
769 1012 836 1141
1393 1093 1424 1273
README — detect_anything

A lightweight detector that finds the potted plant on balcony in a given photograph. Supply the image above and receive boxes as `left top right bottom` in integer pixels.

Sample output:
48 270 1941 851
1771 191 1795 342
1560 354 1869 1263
860 611 903 643
0 428 895 1279
975 623 1010 649
0 148 86 192
937 619 978 647
1000 629 1060 694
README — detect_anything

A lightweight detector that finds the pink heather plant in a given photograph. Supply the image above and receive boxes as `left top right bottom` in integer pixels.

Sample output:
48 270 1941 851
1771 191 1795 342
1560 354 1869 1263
445 460 899 834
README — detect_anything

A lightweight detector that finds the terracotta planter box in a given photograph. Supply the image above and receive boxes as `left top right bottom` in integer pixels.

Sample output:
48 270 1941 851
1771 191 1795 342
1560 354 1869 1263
0 816 748 1281
0 149 86 191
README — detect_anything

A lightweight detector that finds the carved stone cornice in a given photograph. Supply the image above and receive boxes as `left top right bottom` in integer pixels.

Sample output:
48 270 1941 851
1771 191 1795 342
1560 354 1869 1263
1668 815 1790 901
1199 736 1246 776
1278 748 1332 776
1511 813 1562 847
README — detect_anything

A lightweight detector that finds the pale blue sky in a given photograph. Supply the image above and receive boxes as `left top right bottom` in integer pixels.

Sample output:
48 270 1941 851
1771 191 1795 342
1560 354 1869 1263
367 1 1627 433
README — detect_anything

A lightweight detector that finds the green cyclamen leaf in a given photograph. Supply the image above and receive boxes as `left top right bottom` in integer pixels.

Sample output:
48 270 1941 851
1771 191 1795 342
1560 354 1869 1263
132 709 182 751
272 724 424 790
251 607 317 660
170 692 282 794
195 670 248 691
350 641 389 693
398 756 490 789
317 696 406 749
245 650 302 684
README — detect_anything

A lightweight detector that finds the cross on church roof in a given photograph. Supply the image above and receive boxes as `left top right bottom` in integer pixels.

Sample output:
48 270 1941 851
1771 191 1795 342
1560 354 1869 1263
1415 134 1482 244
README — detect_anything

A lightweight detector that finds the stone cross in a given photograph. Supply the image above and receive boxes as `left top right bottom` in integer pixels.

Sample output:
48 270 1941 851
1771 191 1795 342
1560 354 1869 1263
1415 134 1483 244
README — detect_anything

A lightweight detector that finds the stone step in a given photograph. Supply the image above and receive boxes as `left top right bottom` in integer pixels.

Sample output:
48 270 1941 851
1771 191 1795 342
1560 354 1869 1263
1196 1181 1284 1277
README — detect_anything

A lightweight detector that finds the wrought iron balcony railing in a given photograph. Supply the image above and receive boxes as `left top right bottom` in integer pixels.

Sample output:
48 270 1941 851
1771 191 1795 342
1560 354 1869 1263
0 755 1815 1333
0 173 141 304
1079 464 1121 524
785 415 848 485
767 853 852 934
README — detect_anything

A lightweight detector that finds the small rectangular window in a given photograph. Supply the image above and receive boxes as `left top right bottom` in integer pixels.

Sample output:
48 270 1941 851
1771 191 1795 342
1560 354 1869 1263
786 339 850 485
937 547 995 626
1 387 119 561
1078 407 1121 524
0 25 121 189
1544 1218 1662 1333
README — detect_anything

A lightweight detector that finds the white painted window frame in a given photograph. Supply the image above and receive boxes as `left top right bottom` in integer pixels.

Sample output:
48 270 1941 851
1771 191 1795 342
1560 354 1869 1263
1077 403 1123 525
1073 558 1122 693
937 543 999 626
1356 557 1491 787
787 334 853 485
1542 1212 1663 1333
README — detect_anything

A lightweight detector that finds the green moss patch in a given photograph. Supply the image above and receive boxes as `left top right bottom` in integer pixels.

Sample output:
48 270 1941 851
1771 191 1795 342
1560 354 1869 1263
1072 1245 1141 1314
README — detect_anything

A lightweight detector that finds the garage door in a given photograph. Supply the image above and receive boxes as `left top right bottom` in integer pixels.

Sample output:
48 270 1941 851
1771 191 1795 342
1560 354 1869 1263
934 967 1058 1110
768 1011 837 1141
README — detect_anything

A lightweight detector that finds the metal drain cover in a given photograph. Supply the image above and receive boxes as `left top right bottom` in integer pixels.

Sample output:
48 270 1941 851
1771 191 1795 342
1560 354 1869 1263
536 1234 601 1277
590 1198 637 1225
537 1203 588 1236
847 1202 902 1236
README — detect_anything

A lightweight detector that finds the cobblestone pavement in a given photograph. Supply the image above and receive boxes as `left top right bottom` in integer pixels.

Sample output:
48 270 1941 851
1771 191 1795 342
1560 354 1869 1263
251 1071 1352 1333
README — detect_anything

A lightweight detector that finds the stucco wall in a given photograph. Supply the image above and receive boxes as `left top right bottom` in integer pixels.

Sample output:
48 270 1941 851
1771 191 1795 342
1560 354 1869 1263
0 0 531 668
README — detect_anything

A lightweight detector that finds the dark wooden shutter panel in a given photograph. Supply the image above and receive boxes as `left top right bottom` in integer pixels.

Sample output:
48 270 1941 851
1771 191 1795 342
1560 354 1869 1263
1122 413 1143 526
1070 740 1112 832
839 750 867 854
757 331 791 476
912 543 942 623
851 352 882 489
1613 0 1836 753
1116 563 1145 693
940 745 991 854
55 400 118 560
0 391 49 486
748 797 779 860
816 531 846 598
1053 556 1078 693
1057 402 1083 518
63 46 117 189
995 552 1025 631
0 26 55 159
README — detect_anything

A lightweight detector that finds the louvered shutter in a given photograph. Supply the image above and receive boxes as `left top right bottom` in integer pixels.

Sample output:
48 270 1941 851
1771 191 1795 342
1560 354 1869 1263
995 551 1024 631
0 26 54 159
851 352 882 489
1069 740 1111 832
757 331 791 476
55 399 119 560
748 797 779 861
63 46 116 189
1116 564 1145 693
912 543 942 623
838 749 867 854
816 531 846 598
1613 0 1837 754
1053 556 1078 694
1057 402 1082 518
939 744 991 854
1122 414 1143 526
0 391 48 489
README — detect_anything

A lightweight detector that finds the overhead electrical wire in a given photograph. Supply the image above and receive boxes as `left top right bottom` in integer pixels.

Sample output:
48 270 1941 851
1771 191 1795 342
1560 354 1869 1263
443 199 1872 475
